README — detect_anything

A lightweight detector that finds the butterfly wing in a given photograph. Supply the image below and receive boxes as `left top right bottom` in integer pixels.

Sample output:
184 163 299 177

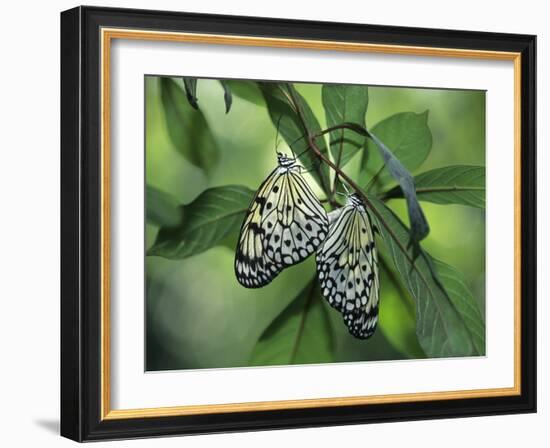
317 203 379 339
235 169 284 288
262 170 329 268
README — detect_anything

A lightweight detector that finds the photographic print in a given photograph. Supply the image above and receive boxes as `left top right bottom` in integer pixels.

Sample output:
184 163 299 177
145 76 486 371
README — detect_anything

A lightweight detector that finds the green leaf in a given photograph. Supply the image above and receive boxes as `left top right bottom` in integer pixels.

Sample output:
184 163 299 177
258 82 331 193
368 132 429 245
365 195 475 357
219 80 233 113
250 279 334 366
322 84 368 167
378 255 426 358
182 77 198 109
433 259 485 355
224 80 265 106
361 111 432 188
160 77 220 173
146 185 182 228
382 165 485 209
148 185 254 259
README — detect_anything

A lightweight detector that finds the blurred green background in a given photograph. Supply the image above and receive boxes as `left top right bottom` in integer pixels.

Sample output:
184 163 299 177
145 76 485 371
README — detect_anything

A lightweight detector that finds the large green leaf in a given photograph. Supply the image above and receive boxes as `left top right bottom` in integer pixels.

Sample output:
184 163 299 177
258 82 331 193
433 259 485 355
148 185 254 259
365 195 475 357
146 185 182 228
160 77 220 173
224 80 265 106
250 279 334 366
382 165 485 209
360 111 432 188
367 131 429 246
322 84 368 167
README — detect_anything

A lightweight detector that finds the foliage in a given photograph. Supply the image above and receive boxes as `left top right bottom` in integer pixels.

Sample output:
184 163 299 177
146 76 486 369
381 165 485 208
249 279 334 366
322 84 369 167
259 83 331 192
148 185 254 260
159 78 220 173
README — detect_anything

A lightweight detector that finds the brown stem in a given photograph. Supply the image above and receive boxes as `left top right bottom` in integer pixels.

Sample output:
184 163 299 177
284 90 421 277
313 123 370 139
331 133 345 198
306 133 451 321
307 134 416 263
281 91 459 339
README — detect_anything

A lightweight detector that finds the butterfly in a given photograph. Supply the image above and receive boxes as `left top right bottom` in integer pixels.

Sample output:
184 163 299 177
235 152 329 288
316 192 379 339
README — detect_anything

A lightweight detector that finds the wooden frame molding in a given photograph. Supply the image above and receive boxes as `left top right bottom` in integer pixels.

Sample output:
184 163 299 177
100 27 522 421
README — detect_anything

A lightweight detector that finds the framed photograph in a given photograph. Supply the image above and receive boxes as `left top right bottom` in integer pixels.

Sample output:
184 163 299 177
60 6 536 442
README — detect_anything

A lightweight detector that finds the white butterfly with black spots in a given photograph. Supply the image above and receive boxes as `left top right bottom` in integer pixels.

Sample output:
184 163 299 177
317 193 380 339
235 152 329 288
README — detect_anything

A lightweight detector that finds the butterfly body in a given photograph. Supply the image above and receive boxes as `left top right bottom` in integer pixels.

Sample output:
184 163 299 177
317 193 379 339
235 153 329 288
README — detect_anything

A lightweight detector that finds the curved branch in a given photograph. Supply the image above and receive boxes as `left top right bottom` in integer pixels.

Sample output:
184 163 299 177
313 122 370 139
306 134 414 263
283 92 425 281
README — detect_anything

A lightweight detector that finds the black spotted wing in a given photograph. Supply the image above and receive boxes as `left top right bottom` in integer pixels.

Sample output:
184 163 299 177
235 169 283 288
316 197 379 339
235 168 328 288
262 171 328 267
